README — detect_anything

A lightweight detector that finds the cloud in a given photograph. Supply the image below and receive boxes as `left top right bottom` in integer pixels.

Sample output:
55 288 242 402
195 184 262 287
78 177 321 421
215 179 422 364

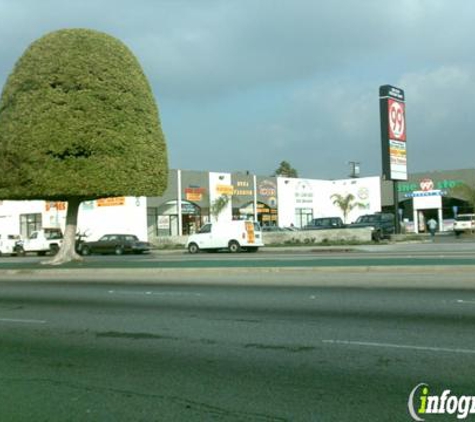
1 0 475 179
399 65 475 172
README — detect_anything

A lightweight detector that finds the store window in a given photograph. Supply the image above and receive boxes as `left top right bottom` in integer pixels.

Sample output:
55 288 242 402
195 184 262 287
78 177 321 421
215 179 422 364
295 208 313 228
20 213 42 238
152 200 202 236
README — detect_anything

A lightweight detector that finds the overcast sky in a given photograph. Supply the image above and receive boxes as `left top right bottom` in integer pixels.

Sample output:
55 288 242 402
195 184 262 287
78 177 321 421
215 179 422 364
0 0 473 179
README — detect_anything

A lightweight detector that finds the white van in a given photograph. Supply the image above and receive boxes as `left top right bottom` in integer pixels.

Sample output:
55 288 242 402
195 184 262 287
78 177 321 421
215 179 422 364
453 213 475 236
186 220 264 253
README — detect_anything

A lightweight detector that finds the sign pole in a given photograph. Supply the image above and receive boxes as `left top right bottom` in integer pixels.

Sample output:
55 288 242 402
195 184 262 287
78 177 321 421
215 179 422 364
379 85 407 237
393 180 399 234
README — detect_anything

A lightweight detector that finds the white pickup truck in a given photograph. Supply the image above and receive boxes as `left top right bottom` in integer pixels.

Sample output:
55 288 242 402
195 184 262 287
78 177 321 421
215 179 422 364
16 228 63 256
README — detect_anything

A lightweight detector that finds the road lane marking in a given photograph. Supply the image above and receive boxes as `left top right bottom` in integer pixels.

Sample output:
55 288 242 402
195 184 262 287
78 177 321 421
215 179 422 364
322 339 475 355
0 318 46 324
456 299 475 305
107 290 202 297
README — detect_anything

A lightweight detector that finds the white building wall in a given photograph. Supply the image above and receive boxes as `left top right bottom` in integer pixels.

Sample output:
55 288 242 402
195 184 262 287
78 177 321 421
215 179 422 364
77 197 147 241
1 175 383 238
325 177 382 223
0 197 147 241
277 176 381 227
0 200 55 235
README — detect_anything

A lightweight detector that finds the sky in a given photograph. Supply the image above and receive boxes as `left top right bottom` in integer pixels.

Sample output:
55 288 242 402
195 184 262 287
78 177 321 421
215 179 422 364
0 0 473 180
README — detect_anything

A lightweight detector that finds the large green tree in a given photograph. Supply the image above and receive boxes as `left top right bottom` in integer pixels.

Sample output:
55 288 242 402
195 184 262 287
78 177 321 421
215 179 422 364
274 160 298 178
0 29 168 264
451 183 475 211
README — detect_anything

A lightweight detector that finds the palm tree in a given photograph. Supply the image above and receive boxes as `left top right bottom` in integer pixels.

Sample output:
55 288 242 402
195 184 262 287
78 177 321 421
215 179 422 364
331 193 364 223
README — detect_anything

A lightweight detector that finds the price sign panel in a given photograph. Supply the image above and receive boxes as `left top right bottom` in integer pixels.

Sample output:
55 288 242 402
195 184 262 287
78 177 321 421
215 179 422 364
380 85 408 181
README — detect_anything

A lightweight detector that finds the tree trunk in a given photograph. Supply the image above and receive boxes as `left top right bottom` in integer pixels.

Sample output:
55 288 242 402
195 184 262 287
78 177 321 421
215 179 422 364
42 197 83 265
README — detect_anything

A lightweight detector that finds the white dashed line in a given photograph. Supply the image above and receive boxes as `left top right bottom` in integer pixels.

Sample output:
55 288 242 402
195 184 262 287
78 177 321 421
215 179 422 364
107 290 202 297
323 339 475 355
0 318 46 324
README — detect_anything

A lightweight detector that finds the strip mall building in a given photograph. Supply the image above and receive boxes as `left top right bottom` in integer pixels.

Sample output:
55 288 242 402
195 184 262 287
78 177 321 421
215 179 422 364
0 168 473 242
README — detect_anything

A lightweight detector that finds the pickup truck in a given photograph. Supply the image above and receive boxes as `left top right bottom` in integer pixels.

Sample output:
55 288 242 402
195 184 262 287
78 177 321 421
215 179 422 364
16 228 63 256
349 213 395 241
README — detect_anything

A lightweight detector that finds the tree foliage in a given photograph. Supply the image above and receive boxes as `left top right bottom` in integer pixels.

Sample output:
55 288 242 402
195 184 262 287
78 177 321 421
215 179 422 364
274 161 298 178
331 193 364 223
0 28 168 200
451 183 475 212
0 29 168 264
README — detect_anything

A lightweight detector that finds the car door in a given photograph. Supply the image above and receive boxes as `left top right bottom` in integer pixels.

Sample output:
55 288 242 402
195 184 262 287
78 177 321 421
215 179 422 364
95 235 112 253
27 231 40 251
196 224 213 249
105 235 120 253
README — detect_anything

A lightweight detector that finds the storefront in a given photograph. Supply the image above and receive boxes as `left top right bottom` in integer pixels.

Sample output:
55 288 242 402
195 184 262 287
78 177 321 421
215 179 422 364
2 168 475 241
382 169 475 232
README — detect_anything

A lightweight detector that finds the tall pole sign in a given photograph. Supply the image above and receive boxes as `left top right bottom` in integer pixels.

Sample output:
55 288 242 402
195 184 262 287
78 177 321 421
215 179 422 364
380 85 407 234
379 85 407 181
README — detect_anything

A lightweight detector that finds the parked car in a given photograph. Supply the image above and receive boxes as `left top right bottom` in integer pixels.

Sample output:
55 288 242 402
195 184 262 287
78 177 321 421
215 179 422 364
349 213 395 241
80 234 151 255
303 217 345 230
0 234 22 257
186 220 263 253
453 213 475 236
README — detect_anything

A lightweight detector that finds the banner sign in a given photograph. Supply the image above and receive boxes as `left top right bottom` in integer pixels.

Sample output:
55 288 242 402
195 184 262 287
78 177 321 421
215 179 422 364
96 197 125 207
380 85 407 181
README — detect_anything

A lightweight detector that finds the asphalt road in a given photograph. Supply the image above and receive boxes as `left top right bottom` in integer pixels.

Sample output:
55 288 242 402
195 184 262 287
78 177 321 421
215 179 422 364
2 271 475 421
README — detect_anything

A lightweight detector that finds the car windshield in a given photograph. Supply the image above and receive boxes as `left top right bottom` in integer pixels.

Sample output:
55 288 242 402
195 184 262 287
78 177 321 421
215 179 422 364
198 224 212 234
356 215 377 224
124 235 139 241
45 230 63 240
456 216 474 222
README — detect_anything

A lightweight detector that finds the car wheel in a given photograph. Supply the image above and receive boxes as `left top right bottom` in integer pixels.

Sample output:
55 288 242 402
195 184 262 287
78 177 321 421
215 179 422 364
81 245 91 256
115 245 124 255
228 240 241 253
372 230 382 242
50 244 59 255
188 243 199 254
15 246 26 257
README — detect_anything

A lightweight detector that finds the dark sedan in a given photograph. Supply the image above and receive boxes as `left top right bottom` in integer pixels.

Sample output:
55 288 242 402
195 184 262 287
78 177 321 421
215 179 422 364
80 234 151 255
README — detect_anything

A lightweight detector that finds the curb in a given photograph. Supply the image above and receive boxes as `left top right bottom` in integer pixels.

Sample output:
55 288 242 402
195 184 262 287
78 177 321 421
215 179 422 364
2 264 475 279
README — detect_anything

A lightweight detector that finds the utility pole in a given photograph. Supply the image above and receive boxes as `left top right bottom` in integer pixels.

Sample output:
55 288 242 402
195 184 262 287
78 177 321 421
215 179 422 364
348 161 360 178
